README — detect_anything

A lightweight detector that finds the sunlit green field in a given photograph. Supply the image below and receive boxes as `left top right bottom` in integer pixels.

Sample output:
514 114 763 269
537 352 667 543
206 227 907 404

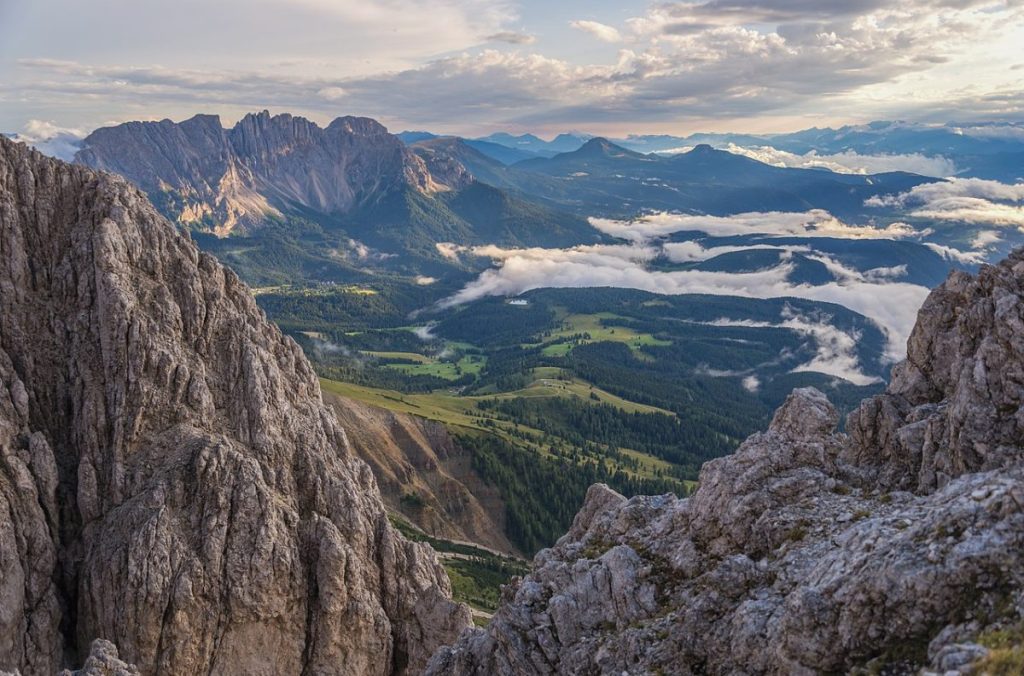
319 372 683 485
528 312 671 357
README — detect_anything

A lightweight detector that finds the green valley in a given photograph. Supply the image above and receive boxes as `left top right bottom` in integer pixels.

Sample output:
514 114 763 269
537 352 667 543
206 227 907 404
281 284 885 557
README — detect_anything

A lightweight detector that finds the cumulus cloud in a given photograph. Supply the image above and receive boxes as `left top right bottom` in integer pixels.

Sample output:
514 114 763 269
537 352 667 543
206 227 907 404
867 178 1024 229
413 324 438 341
436 242 463 260
590 210 918 242
715 144 958 177
345 239 395 261
741 375 760 392
870 178 1024 206
5 0 1021 132
913 202 1024 228
316 87 347 101
784 323 877 384
306 335 365 367
570 20 622 43
695 365 748 378
863 265 908 282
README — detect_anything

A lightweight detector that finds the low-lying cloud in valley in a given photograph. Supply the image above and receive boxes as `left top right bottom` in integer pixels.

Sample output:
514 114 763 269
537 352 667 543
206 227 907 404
589 210 918 242
660 241 812 263
867 178 1024 229
720 145 959 178
437 209 937 366
704 310 881 386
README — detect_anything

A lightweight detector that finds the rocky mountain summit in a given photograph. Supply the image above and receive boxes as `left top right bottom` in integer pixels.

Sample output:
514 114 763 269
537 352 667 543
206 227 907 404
74 111 469 235
428 250 1024 674
0 136 470 675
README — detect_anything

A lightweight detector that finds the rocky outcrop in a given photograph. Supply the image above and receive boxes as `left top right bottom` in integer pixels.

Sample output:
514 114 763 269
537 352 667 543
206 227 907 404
409 138 495 190
325 394 516 556
0 136 470 675
74 111 469 235
428 251 1024 675
58 640 139 676
844 257 1024 492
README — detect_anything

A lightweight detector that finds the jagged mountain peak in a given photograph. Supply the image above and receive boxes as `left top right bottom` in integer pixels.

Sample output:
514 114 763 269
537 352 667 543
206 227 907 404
231 109 324 145
0 135 470 674
74 110 444 235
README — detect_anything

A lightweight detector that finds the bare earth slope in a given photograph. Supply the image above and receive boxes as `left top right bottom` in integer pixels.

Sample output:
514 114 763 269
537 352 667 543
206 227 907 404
325 394 515 556
0 136 470 676
428 250 1024 675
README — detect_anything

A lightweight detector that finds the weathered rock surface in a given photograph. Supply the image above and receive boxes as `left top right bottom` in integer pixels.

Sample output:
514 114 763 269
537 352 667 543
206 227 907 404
58 640 139 676
74 111 468 235
845 255 1024 492
0 136 470 675
326 393 516 556
428 250 1024 675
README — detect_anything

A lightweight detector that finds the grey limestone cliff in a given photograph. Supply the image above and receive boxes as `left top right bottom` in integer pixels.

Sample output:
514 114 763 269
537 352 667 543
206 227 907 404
74 111 469 236
0 135 471 675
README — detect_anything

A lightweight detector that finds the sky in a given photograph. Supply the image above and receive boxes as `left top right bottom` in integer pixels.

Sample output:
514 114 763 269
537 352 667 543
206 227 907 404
1 0 1023 137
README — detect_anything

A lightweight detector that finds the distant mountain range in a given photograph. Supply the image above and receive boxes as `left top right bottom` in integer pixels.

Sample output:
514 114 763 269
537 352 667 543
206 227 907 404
409 135 936 220
67 112 994 295
397 121 1024 182
399 130 592 159
75 113 951 278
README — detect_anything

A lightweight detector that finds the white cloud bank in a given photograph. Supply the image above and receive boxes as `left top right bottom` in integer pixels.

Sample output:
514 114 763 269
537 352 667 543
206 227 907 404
9 120 85 160
922 243 987 265
6 0 1022 133
660 241 812 263
867 178 1024 229
438 234 930 364
720 145 958 178
589 209 917 242
705 308 882 386
953 124 1024 142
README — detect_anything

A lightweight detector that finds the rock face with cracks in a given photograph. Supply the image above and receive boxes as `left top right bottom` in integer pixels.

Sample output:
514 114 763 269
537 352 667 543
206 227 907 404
74 111 467 236
428 249 1024 675
0 136 471 675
